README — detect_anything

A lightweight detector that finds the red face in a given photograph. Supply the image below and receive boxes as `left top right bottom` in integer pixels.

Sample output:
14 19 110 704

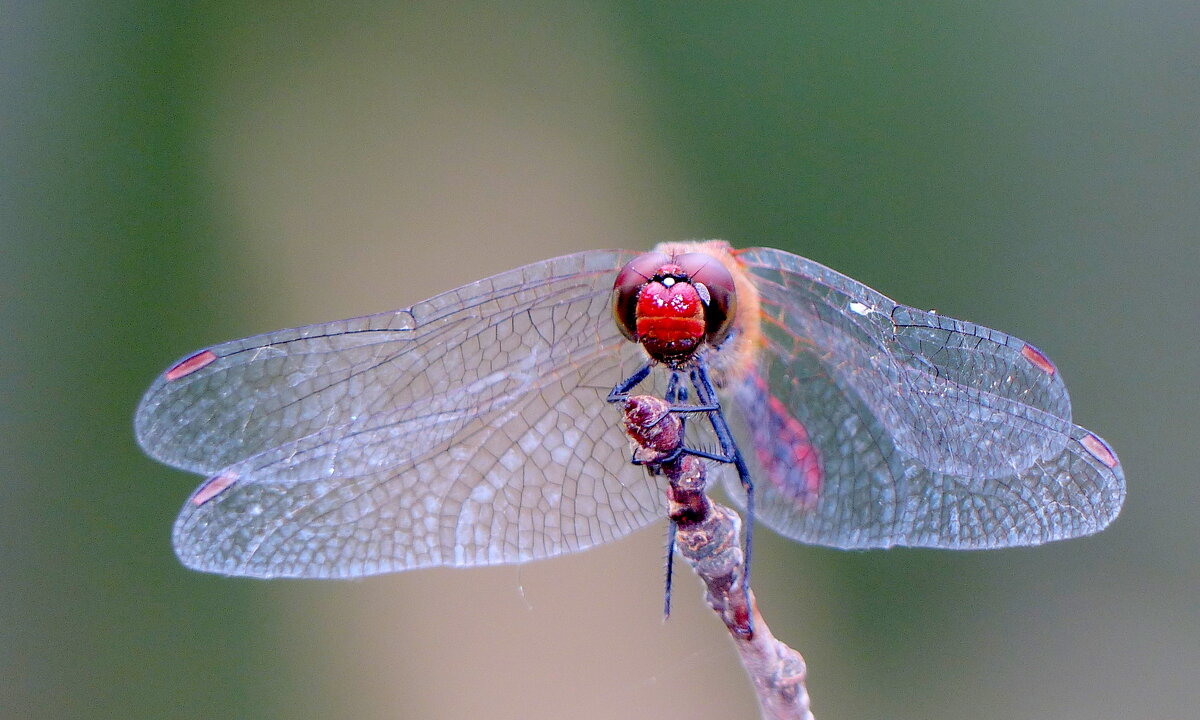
612 250 738 365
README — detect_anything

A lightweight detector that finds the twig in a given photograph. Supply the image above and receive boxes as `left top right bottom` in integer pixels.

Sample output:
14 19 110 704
624 396 815 720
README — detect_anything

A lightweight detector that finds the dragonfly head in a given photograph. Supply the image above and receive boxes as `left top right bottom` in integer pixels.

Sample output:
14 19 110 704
613 250 737 365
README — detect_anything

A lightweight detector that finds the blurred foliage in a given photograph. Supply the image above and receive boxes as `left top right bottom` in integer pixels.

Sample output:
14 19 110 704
4 3 1197 719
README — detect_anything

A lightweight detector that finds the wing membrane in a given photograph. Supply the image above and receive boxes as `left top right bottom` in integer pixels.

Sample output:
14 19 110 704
737 247 1072 478
137 251 665 577
723 360 1124 549
719 247 1123 549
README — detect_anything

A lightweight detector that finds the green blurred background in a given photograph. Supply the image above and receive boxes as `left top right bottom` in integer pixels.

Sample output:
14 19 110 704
4 3 1197 719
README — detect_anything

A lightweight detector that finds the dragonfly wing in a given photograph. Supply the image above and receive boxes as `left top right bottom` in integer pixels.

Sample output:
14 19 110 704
137 251 664 577
736 247 1073 479
724 361 1124 548
897 425 1124 548
717 247 1123 548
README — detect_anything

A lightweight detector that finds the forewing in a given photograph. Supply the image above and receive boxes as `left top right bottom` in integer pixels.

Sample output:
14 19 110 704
137 251 665 577
736 247 1073 479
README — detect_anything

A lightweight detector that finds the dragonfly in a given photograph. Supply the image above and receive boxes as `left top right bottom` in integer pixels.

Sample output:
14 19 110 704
135 241 1125 579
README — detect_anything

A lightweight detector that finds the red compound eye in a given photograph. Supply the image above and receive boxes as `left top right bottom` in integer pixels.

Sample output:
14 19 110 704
670 251 737 348
612 251 671 342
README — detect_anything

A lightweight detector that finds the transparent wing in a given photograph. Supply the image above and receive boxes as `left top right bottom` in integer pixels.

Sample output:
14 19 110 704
718 247 1124 549
737 247 1073 478
135 250 663 578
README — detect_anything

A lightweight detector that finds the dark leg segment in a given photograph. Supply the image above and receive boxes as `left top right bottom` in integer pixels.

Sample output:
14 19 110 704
690 361 756 609
610 358 755 624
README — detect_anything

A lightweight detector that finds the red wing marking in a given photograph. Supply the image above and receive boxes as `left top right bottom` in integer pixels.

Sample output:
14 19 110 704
1079 433 1120 469
743 372 822 506
166 350 218 381
191 472 238 506
1020 344 1057 376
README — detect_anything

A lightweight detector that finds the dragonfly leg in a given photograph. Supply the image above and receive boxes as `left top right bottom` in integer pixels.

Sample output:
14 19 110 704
663 520 677 619
607 362 653 403
614 361 749 622
690 361 756 618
